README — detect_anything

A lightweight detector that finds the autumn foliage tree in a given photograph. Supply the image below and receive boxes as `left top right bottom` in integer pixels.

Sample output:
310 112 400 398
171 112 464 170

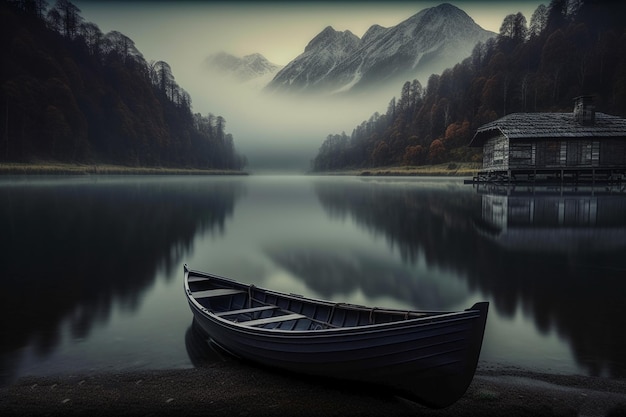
312 0 626 172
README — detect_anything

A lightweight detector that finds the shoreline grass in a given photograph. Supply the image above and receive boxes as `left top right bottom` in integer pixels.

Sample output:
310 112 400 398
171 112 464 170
0 162 248 176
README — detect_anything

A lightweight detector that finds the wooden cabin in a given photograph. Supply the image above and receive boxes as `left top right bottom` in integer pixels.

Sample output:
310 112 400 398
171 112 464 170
468 96 626 183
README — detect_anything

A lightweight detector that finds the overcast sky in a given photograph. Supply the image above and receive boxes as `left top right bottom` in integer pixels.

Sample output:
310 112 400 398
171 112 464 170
75 1 544 171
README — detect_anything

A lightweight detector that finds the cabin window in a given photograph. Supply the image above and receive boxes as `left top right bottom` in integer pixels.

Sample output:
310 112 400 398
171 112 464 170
510 144 533 167
566 141 592 166
483 142 494 167
492 139 506 166
536 141 560 167
600 140 626 166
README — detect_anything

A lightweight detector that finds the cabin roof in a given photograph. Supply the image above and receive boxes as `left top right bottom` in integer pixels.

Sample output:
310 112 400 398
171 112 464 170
469 112 626 147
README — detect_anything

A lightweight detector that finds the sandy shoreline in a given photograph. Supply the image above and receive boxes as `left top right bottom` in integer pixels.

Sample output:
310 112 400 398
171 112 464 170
2 363 625 417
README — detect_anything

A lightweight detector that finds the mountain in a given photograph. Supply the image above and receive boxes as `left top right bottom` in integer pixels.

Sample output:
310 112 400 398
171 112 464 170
263 26 360 94
265 3 495 95
204 51 282 85
310 0 626 172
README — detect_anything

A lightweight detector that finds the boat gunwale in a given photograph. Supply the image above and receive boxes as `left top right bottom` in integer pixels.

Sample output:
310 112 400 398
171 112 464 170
184 265 485 337
183 265 489 409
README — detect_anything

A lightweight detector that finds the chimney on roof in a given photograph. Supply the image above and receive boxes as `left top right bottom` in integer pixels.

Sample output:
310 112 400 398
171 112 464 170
573 95 595 125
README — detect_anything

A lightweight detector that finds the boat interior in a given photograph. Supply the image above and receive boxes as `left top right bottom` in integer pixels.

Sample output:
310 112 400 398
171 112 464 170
187 272 434 331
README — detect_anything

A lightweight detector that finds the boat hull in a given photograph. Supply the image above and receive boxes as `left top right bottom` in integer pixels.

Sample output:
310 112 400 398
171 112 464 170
184 265 488 408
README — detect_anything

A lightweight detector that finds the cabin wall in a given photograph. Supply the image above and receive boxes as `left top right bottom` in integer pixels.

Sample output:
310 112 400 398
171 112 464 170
565 140 594 166
600 139 626 167
481 135 626 173
533 140 598 168
535 140 565 167
482 135 509 171
509 142 535 169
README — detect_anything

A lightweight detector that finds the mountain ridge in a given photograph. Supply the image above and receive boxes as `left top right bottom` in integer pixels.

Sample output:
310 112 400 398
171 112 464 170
204 51 282 83
265 3 495 95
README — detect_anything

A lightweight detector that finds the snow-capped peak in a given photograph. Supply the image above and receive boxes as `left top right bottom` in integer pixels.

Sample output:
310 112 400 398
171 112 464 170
204 51 282 83
265 3 495 95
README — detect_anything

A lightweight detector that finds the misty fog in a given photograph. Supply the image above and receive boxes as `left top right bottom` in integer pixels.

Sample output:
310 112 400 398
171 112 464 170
190 65 399 173
75 1 542 173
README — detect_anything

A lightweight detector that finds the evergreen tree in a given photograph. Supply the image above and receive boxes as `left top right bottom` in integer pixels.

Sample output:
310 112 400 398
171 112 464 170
0 0 246 170
311 2 626 172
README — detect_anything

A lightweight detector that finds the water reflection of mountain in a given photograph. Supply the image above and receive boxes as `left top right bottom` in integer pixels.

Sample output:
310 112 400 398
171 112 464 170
313 179 626 378
264 243 467 309
0 177 244 384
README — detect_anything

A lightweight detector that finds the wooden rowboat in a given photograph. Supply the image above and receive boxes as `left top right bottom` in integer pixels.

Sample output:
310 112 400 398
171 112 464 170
183 265 488 408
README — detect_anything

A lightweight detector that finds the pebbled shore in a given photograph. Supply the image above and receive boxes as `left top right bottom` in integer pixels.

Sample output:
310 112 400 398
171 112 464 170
2 362 626 417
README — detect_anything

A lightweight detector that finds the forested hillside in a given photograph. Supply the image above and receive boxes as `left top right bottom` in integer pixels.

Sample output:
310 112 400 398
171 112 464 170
312 0 626 172
0 0 246 170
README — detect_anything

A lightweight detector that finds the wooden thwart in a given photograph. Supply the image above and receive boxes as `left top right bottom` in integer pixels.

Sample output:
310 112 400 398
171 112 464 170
192 288 244 299
184 265 490 409
241 313 306 327
188 276 211 283
215 305 278 317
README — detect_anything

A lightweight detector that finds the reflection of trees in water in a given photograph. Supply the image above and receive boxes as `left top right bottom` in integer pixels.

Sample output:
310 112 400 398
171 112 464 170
476 248 626 378
314 180 626 378
473 191 626 378
315 180 483 274
0 178 244 384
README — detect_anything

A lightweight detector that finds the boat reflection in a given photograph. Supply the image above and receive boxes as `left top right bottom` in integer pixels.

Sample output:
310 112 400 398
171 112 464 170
184 319 232 368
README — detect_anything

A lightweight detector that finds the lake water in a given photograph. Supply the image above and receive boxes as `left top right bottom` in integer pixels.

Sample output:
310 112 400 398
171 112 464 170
1 175 626 386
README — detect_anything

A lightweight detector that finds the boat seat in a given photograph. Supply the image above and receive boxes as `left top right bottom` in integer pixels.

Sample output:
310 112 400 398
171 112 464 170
188 276 211 283
192 289 244 299
215 305 278 317
240 313 306 327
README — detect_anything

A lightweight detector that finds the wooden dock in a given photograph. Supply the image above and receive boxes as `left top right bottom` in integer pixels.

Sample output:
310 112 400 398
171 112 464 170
464 168 626 185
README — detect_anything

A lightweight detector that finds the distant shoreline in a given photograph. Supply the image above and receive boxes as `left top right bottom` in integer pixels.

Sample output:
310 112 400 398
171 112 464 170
0 162 248 176
315 162 481 177
0 161 481 177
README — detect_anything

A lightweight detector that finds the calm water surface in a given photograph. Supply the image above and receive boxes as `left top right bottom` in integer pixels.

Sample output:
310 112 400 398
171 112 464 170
1 175 625 385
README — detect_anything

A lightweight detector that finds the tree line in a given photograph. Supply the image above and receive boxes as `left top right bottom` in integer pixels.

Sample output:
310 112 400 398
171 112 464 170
1 0 247 170
312 0 626 171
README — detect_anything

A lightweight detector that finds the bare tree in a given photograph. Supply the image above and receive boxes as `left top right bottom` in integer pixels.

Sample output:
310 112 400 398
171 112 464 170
46 7 62 33
49 0 82 39
529 4 549 38
103 31 146 66
13 0 48 18
499 12 527 42
78 22 103 57
152 60 174 96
